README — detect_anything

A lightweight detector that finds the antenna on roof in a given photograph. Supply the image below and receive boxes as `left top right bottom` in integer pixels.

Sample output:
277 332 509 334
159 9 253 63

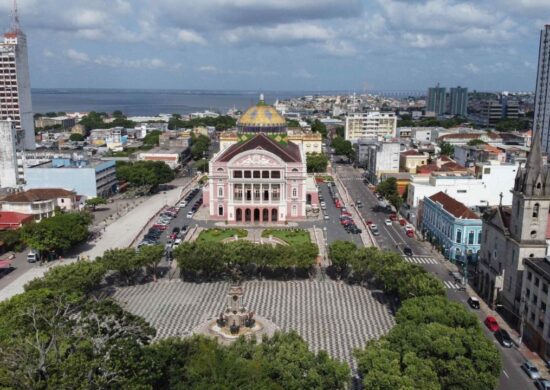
11 0 20 33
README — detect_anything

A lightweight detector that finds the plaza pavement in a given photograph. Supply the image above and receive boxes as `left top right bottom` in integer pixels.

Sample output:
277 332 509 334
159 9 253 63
0 184 189 302
113 279 395 369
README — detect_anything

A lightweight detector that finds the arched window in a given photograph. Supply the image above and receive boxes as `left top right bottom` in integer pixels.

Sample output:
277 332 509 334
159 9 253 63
533 203 540 218
468 231 475 245
218 187 223 197
292 168 299 172
292 188 297 197
531 230 537 238
218 206 224 216
456 230 462 243
291 204 298 216
217 167 224 172
537 182 542 189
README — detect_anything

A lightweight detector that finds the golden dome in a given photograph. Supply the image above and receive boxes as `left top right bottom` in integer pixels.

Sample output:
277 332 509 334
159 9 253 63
237 95 287 133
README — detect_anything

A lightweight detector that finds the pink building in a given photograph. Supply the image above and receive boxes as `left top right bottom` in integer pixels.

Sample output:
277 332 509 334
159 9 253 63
204 133 319 223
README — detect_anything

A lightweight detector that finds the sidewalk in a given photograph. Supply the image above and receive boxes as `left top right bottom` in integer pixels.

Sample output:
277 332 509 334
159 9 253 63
0 185 185 302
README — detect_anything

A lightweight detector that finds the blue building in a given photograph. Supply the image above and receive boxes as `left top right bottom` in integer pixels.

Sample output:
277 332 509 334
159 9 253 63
24 158 117 198
422 191 482 263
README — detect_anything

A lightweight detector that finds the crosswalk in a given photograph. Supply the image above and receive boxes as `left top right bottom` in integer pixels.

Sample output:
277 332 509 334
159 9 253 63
443 280 463 289
402 255 439 265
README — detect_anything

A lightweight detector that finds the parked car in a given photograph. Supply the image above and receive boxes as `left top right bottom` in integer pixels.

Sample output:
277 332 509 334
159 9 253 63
399 218 406 226
467 296 480 309
173 238 182 247
484 316 500 332
366 220 373 226
389 213 397 221
406 230 414 238
187 211 194 218
324 214 330 220
152 224 168 230
26 250 38 263
403 246 413 256
181 225 189 233
535 378 550 390
384 219 392 226
494 329 513 348
356 201 363 208
521 360 542 379
341 211 352 217
179 201 187 208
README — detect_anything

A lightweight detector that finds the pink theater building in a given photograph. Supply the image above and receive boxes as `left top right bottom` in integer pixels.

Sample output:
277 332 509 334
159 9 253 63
204 133 319 223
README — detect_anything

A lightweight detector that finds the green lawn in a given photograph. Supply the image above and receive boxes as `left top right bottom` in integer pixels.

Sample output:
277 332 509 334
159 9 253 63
196 228 248 243
261 229 311 246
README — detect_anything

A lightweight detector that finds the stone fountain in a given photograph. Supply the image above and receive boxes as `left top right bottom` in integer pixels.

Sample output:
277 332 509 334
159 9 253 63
191 280 278 344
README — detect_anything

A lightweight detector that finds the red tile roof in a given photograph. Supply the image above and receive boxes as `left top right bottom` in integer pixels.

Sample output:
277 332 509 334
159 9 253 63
401 150 422 156
0 212 33 230
438 162 467 172
217 133 301 163
429 192 480 219
2 188 75 203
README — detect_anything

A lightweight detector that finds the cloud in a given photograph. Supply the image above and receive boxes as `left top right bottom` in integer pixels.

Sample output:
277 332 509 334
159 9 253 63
177 29 207 45
322 40 357 56
43 48 54 58
223 23 332 45
65 49 90 63
463 63 480 74
198 65 218 73
293 69 315 79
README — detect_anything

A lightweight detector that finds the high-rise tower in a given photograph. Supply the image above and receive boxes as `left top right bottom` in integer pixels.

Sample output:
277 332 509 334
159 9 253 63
0 0 34 150
427 83 446 116
535 25 550 156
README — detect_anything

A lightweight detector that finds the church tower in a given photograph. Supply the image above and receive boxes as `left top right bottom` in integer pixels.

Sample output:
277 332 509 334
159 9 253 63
510 129 550 243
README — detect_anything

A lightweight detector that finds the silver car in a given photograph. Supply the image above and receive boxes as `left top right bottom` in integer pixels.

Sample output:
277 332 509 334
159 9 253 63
521 360 541 379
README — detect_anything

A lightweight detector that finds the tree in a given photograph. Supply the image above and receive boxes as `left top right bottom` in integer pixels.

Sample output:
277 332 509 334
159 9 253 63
332 136 354 159
100 248 143 286
195 159 209 173
24 261 106 296
467 138 487 146
335 126 345 138
21 212 92 256
328 241 357 278
438 141 454 156
69 133 85 142
116 160 175 191
306 152 328 173
136 244 164 281
85 197 107 211
191 133 211 160
143 130 161 146
310 119 327 138
376 177 398 198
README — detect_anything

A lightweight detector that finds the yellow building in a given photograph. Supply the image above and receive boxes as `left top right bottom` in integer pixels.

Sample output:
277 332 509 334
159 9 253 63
400 150 429 173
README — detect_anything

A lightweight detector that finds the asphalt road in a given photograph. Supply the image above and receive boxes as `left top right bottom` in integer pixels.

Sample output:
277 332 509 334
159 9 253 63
334 163 536 390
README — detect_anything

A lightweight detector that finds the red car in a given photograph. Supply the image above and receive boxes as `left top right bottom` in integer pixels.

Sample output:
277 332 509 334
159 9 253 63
341 219 354 226
484 316 500 332
366 220 373 226
341 211 352 217
153 224 168 231
389 213 397 221
406 230 414 238
399 218 406 226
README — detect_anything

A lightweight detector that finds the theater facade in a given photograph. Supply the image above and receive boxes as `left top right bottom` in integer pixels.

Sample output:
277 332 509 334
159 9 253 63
203 98 318 223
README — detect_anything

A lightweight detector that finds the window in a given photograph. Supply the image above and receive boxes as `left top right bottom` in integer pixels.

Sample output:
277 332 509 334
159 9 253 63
291 204 297 216
292 168 299 172
233 170 242 178
539 320 544 329
535 277 540 287
262 171 269 179
533 203 540 218
457 189 467 193
218 206 223 216
244 170 251 178
253 170 261 179
531 230 537 238
468 231 474 245
544 284 548 294
533 295 538 305
292 188 297 198
528 271 532 281
542 302 547 313
526 288 531 298
456 230 462 243
484 167 491 174
218 187 223 197
531 312 535 322
478 231 482 244
271 171 280 179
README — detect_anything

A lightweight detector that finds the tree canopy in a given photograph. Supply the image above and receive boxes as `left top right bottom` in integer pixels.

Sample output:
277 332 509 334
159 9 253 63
85 197 107 211
79 111 136 131
20 212 92 255
306 152 328 173
310 119 327 138
168 115 236 132
332 136 354 159
69 133 85 142
116 160 175 190
143 130 162 146
190 133 212 160
376 177 403 210
467 139 487 146
438 141 454 157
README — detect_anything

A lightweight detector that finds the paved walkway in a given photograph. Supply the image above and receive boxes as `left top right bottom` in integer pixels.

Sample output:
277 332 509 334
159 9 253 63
0 185 186 302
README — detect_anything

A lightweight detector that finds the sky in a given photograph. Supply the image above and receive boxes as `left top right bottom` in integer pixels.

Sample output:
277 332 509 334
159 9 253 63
1 0 549 92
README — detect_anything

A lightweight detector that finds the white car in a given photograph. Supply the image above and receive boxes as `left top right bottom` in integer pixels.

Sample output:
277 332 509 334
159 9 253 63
179 201 187 208
320 201 326 207
186 211 194 218
173 238 182 247
385 219 392 226
369 224 378 230
324 214 330 220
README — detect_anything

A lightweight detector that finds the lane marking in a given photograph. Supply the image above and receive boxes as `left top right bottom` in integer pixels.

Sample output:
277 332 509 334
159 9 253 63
502 370 509 379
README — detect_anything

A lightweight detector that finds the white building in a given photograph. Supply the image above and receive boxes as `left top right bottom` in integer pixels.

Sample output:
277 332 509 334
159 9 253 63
407 161 518 208
0 10 34 150
344 111 397 142
0 120 18 187
536 25 550 156
360 140 400 184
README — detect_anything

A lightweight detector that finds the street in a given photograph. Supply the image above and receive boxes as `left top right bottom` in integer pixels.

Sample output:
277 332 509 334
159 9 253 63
334 163 535 390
